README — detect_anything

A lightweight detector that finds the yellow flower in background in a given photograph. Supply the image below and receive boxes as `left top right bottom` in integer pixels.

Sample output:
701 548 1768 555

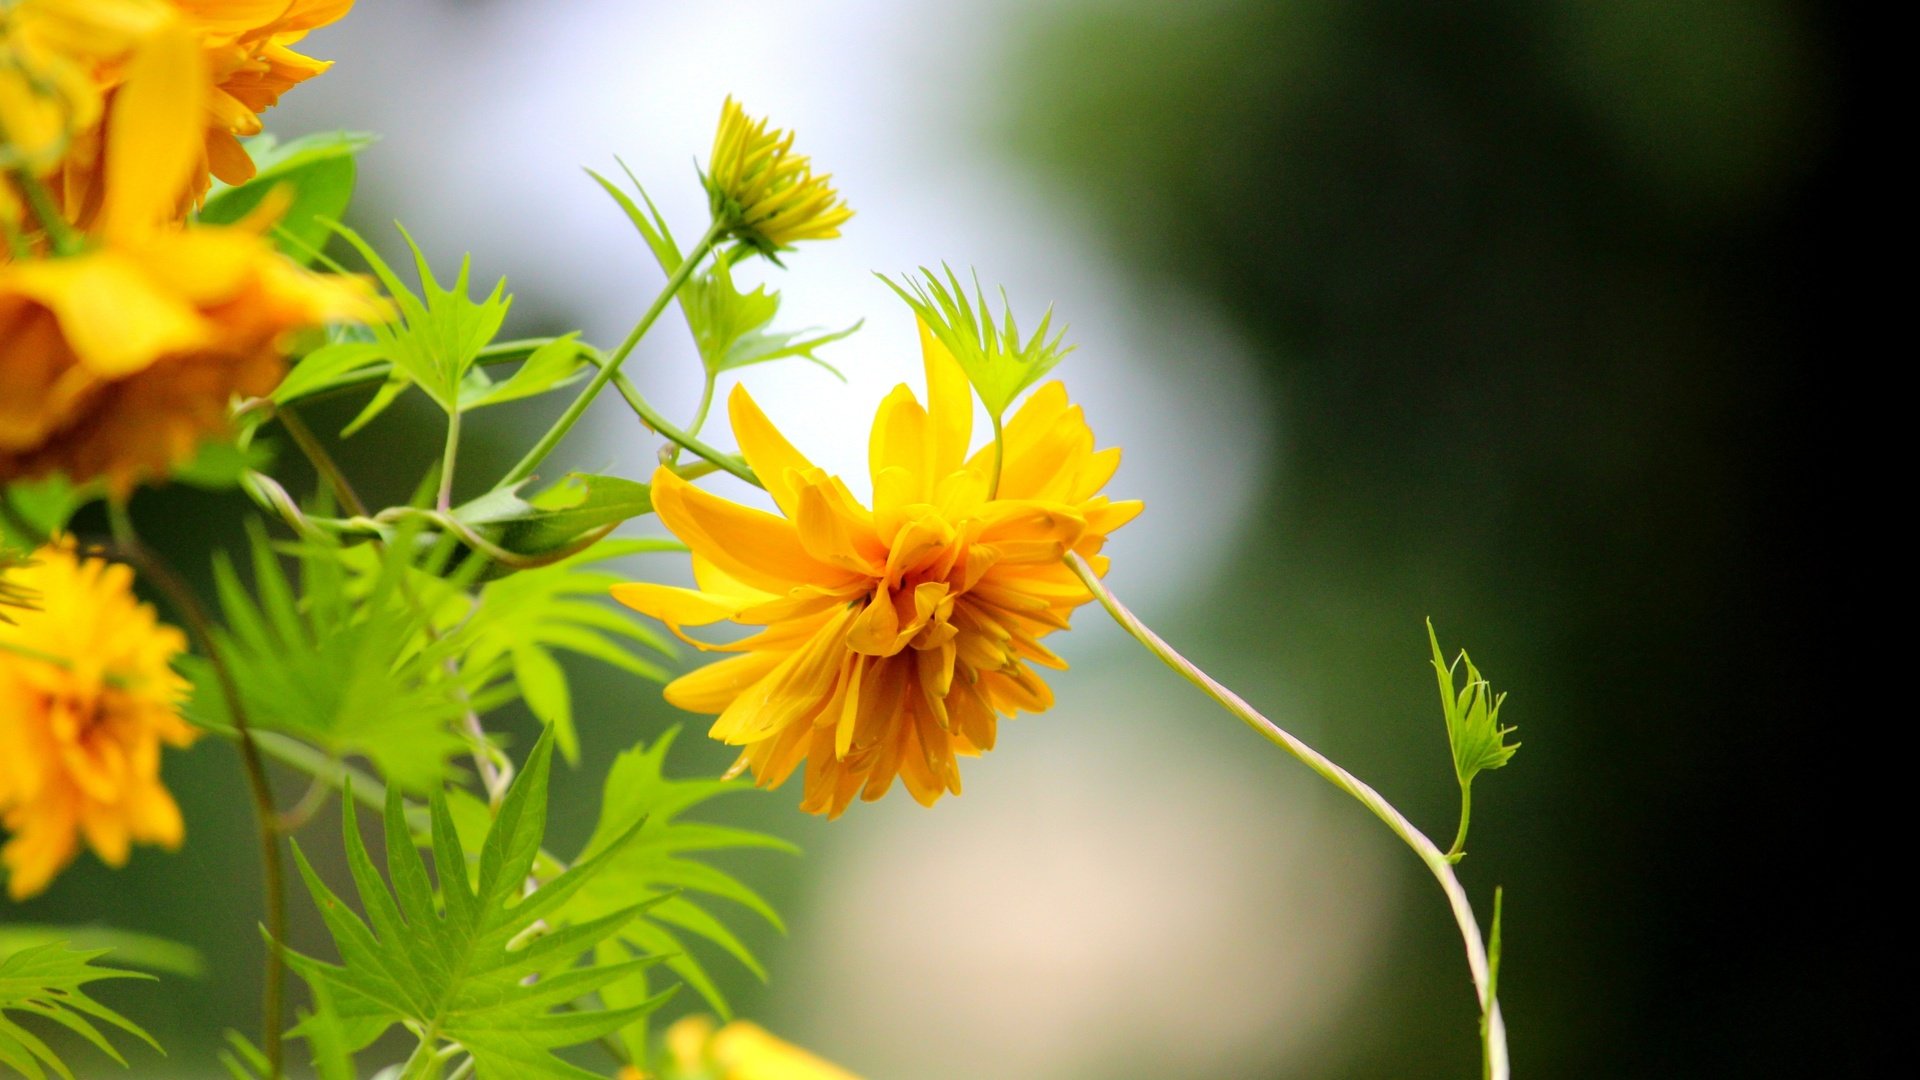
1 0 351 227
0 541 195 901
0 0 169 175
615 324 1139 816
663 1016 862 1080
0 18 382 493
705 96 852 253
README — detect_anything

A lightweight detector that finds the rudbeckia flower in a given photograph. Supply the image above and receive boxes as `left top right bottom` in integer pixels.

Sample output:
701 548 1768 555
615 325 1139 816
0 0 168 175
0 19 381 494
704 96 852 253
661 1016 861 1080
0 541 195 900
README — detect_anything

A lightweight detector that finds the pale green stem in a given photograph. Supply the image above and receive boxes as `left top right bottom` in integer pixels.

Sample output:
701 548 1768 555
501 220 725 488
1447 783 1472 862
437 409 462 512
987 412 1006 501
671 373 720 465
1064 552 1510 1079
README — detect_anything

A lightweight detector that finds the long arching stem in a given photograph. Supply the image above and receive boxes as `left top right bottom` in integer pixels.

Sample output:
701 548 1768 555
1064 552 1510 1079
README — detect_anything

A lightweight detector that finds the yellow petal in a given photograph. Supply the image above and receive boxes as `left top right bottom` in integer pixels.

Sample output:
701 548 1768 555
919 317 973 479
8 255 209 376
728 384 815 518
650 468 854 595
868 385 930 507
610 582 742 628
98 21 206 240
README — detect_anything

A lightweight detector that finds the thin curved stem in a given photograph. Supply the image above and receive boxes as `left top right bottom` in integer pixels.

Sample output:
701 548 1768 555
1064 552 1509 1079
108 534 289 1079
501 220 726 488
275 406 370 518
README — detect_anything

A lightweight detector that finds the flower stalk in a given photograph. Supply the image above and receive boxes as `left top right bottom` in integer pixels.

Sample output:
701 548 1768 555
1063 551 1510 1079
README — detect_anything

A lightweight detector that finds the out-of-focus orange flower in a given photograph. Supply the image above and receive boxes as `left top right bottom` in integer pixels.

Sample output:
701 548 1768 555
0 541 194 900
0 18 381 493
615 324 1138 816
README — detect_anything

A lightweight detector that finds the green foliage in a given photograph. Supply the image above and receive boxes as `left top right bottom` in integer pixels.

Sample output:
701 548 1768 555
1428 619 1518 789
0 941 158 1080
587 164 858 385
459 537 677 761
188 527 507 791
282 733 668 1080
882 265 1072 418
0 928 202 980
458 334 589 410
323 222 514 434
453 473 658 560
0 478 94 550
0 555 32 625
170 436 276 492
561 728 797 1060
200 131 373 264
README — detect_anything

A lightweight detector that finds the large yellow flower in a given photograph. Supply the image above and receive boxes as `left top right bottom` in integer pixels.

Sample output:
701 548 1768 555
0 541 194 901
661 1016 861 1080
0 19 381 493
615 326 1138 816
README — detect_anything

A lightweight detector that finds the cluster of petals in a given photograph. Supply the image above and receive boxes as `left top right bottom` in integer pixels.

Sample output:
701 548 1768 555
616 325 1139 816
0 542 196 900
1 13 380 493
705 96 853 249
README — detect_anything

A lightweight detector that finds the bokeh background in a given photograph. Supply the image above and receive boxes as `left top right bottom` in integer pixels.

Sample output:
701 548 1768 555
10 1 1855 1076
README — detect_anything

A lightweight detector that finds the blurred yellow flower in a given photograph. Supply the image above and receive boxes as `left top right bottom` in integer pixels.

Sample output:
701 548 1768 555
664 1016 861 1080
615 323 1138 816
705 96 852 253
0 18 382 493
0 541 195 901
1 0 351 228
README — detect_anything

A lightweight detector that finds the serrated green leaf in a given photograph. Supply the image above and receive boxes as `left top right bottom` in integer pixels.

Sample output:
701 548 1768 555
282 732 664 1079
200 132 373 263
323 221 512 424
1428 619 1519 788
186 526 495 791
561 728 795 1054
453 474 654 559
0 927 203 979
273 341 387 406
458 334 589 410
881 265 1072 418
0 941 158 1080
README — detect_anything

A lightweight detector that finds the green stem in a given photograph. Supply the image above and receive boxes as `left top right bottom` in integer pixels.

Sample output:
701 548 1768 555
277 407 370 518
10 171 80 255
501 220 725 488
594 359 757 486
437 409 462 512
986 412 1006 500
111 535 288 1079
1063 552 1509 1080
1447 783 1472 862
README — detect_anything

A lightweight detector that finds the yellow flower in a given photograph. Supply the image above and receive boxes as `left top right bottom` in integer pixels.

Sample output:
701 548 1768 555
615 324 1138 816
0 0 169 174
0 541 195 901
0 18 382 494
664 1016 862 1080
704 97 852 253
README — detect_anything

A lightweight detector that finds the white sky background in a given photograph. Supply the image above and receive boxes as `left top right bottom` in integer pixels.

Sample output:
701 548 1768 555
268 3 1395 1077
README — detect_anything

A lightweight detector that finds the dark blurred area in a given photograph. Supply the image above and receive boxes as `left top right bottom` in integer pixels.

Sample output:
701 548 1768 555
1006 0 1852 1075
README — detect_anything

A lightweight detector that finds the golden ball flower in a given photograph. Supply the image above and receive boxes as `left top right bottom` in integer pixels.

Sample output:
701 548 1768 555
705 96 853 253
0 541 195 901
615 323 1139 816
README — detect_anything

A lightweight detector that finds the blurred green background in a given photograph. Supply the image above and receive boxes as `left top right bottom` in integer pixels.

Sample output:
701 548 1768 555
6 0 1851 1076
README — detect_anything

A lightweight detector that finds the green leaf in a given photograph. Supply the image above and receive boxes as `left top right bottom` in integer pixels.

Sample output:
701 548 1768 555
881 265 1072 418
0 927 203 979
200 132 374 263
272 341 387 407
1428 619 1519 789
453 473 655 559
561 728 797 1059
681 256 860 380
1 476 99 549
461 538 677 761
323 221 512 426
281 732 669 1080
0 941 159 1080
186 525 499 791
458 334 589 410
585 162 683 276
